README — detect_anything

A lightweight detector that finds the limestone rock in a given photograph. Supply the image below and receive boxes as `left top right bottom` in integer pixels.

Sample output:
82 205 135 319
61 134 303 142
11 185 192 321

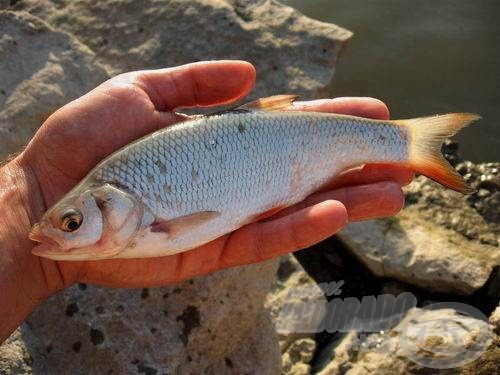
338 163 500 295
490 304 500 335
266 255 325 346
207 311 282 374
16 0 352 96
318 305 495 374
0 10 108 160
266 255 325 374
281 338 316 375
0 327 41 374
20 261 279 374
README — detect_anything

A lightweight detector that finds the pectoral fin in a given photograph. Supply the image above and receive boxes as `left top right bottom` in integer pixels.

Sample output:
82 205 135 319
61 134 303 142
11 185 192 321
151 211 220 235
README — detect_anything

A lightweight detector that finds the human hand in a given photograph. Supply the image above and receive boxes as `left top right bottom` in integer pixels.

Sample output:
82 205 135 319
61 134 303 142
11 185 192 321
1 61 412 334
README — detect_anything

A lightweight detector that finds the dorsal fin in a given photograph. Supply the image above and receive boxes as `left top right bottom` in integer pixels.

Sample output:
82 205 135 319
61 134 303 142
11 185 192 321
237 95 299 111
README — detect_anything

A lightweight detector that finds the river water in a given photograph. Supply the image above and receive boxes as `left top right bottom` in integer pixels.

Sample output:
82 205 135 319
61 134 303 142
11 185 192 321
285 0 499 162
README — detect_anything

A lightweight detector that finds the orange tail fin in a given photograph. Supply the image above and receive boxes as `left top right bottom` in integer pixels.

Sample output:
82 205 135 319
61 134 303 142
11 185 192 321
396 113 481 194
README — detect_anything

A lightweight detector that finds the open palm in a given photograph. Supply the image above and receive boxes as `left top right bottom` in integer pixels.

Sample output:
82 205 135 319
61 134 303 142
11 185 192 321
20 60 412 288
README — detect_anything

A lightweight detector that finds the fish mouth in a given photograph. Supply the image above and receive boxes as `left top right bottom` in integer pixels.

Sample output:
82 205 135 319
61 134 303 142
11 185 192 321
29 224 61 248
29 223 127 261
30 229 124 260
29 224 75 260
30 237 69 260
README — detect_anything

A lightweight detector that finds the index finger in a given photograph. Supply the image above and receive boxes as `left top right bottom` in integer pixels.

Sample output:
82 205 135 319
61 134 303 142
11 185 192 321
131 60 256 111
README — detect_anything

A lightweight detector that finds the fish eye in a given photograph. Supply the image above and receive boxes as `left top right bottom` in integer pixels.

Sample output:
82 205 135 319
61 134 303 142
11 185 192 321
61 209 83 232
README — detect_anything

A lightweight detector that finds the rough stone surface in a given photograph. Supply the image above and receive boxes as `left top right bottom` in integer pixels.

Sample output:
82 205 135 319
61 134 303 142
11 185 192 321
0 327 44 374
317 307 496 374
16 0 352 96
0 0 10 10
267 255 325 348
490 304 500 335
0 10 108 160
205 311 282 374
266 255 325 374
405 158 499 247
281 338 317 375
19 262 279 374
1 1 351 373
338 158 499 295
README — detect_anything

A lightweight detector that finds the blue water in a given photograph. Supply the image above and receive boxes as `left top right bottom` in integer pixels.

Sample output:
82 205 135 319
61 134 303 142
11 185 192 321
285 0 499 162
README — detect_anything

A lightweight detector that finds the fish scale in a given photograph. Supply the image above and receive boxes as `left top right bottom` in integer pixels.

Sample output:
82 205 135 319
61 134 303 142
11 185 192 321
99 111 407 213
30 95 478 260
88 110 409 255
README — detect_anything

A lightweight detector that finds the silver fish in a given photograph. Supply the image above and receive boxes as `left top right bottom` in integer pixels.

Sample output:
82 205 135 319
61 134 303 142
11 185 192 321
29 95 479 260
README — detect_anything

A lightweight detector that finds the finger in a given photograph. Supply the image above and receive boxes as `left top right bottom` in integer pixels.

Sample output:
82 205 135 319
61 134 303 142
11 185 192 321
317 181 404 221
132 60 256 111
219 200 348 267
291 97 390 120
276 181 404 222
324 164 415 190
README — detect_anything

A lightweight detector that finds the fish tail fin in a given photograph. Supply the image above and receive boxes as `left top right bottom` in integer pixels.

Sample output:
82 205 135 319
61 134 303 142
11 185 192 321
396 113 481 194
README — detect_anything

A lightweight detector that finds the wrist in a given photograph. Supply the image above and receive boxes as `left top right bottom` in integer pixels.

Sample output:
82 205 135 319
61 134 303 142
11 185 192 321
0 157 72 342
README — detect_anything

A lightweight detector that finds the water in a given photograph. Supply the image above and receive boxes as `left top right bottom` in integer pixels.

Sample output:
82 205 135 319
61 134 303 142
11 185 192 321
285 0 499 162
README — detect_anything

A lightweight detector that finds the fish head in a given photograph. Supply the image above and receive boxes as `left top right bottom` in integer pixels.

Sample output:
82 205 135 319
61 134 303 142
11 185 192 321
30 184 144 260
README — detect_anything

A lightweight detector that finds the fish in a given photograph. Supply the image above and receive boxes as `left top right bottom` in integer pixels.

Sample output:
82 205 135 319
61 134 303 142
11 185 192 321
29 95 480 260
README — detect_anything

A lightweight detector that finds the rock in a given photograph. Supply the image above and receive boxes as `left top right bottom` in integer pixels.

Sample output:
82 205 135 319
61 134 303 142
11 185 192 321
0 327 43 374
1 1 351 373
206 311 282 374
317 305 496 374
281 338 317 375
0 0 10 10
490 304 500 335
19 261 279 374
16 0 352 96
267 255 325 349
0 10 108 161
266 255 326 374
380 281 409 297
338 160 499 295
